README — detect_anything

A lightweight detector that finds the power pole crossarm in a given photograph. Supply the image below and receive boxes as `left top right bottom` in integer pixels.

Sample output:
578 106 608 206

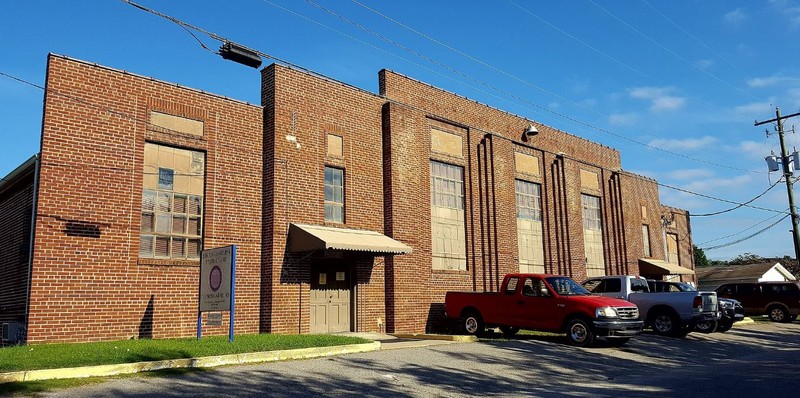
756 107 800 262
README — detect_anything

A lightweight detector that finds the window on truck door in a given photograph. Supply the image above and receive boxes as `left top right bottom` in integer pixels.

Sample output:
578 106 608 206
630 278 649 292
505 277 519 295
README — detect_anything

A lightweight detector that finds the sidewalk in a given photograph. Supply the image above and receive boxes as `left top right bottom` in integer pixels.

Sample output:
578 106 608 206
0 334 474 384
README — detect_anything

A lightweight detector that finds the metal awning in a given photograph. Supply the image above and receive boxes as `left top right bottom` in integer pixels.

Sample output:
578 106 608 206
639 259 695 275
288 223 412 255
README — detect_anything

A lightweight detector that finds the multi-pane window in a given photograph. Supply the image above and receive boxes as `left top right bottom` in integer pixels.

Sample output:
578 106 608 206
325 167 345 223
582 194 605 277
642 224 651 257
140 143 204 259
516 180 544 273
431 161 466 270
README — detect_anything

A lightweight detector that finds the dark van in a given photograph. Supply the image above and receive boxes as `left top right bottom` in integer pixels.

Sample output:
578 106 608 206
715 282 800 322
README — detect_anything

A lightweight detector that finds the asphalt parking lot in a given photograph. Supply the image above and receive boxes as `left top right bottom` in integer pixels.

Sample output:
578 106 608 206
38 322 800 398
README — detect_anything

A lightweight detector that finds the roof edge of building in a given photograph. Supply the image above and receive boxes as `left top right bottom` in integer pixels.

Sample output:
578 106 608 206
48 53 263 109
379 68 621 157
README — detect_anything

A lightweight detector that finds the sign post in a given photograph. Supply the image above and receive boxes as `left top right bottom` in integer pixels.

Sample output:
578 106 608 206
197 245 236 342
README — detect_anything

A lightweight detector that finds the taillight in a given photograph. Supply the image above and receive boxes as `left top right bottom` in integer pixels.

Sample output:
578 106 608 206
693 296 702 309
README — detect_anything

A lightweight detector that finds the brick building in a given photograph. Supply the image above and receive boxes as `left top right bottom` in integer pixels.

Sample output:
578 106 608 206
0 54 695 344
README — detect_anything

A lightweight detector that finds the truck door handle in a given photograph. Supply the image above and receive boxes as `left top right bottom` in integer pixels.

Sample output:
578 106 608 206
557 304 565 308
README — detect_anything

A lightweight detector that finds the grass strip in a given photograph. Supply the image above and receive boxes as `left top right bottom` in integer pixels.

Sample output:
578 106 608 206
0 334 368 373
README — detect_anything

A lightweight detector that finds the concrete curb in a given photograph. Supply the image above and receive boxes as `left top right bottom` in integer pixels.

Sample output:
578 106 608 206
391 333 477 342
0 341 380 384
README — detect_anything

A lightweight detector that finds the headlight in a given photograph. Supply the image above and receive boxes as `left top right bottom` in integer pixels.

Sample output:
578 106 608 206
719 301 731 309
596 306 619 318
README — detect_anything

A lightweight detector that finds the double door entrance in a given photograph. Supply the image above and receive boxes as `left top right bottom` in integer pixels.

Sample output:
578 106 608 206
310 263 352 334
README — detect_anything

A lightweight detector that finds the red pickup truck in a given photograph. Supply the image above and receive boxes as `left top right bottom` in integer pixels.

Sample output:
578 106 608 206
444 273 644 346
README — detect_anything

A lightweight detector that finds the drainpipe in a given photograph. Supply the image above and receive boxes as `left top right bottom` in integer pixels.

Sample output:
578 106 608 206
24 153 41 342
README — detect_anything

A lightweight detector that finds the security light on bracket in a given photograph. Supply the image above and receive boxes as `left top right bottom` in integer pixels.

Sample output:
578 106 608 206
219 42 262 69
522 124 539 141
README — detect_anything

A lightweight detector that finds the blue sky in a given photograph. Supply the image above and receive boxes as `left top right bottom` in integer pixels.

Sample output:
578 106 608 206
3 1 800 261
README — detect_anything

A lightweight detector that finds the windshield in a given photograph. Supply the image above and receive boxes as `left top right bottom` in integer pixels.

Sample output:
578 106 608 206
545 277 591 296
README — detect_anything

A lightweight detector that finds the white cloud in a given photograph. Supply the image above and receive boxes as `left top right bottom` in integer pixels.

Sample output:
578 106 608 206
697 59 715 70
684 174 755 192
747 76 800 88
651 96 686 111
628 86 686 112
608 113 637 126
664 169 715 181
724 8 747 24
648 136 717 151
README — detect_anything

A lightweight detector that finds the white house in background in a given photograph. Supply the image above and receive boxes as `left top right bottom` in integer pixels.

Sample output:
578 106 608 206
696 262 797 291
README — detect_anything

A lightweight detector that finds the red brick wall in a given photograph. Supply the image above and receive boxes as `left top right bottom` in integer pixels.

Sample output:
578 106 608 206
0 164 35 325
662 206 695 283
379 70 679 332
260 65 388 334
27 55 263 343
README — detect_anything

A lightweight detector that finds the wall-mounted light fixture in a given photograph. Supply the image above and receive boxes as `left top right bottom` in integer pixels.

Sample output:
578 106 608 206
522 124 538 141
219 42 262 69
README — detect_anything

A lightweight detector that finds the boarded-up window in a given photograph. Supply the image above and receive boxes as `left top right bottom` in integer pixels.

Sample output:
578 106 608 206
667 233 679 264
580 169 599 191
327 134 343 157
515 153 540 176
643 224 651 257
141 143 204 259
431 161 466 270
516 180 544 273
430 128 463 158
582 194 605 277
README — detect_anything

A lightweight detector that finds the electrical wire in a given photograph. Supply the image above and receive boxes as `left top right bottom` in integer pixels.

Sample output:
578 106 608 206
2 66 787 221
587 0 761 102
345 0 764 173
701 214 791 251
696 210 788 246
691 179 781 216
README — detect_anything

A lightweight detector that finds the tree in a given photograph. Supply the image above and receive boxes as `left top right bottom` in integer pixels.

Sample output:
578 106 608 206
730 252 763 265
693 245 710 267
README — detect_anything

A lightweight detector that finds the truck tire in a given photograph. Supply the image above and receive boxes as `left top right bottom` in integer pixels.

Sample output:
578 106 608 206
768 306 789 322
695 319 718 333
499 326 520 338
566 318 595 347
461 310 485 336
716 321 733 333
651 310 680 336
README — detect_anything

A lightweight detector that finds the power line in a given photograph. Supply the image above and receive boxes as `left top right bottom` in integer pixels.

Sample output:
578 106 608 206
587 0 760 102
640 0 750 78
696 210 788 246
691 179 781 217
3 66 783 219
701 214 790 251
332 0 765 174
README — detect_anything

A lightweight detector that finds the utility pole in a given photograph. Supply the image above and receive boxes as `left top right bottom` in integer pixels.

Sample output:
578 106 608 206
755 107 800 262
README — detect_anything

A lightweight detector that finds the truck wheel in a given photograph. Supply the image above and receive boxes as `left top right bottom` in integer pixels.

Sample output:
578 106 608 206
716 321 733 333
651 311 680 336
461 310 485 336
768 306 789 323
695 319 718 333
566 318 595 347
499 326 519 338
